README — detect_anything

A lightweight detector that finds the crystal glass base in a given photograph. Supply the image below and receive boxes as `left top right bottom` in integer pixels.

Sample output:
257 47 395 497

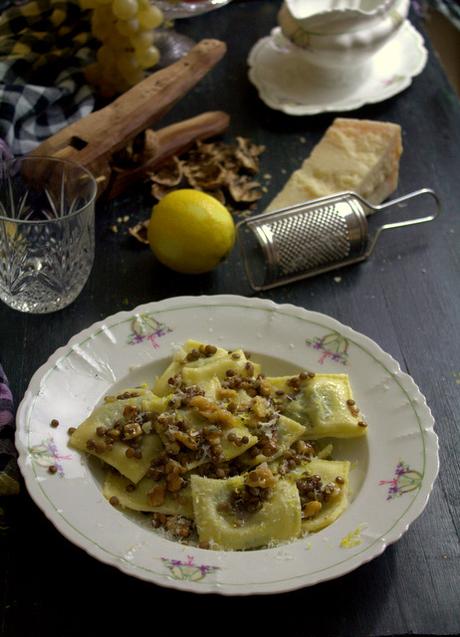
0 259 94 314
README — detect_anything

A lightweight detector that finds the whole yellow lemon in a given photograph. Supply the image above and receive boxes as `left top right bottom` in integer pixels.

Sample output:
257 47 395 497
148 189 236 274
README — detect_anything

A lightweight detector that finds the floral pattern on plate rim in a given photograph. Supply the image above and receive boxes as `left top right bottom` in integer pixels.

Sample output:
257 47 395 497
162 556 220 582
306 331 349 366
379 461 423 500
29 436 72 477
128 313 173 348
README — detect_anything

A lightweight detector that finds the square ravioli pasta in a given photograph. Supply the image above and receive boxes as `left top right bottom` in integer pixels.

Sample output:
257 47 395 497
190 472 301 550
266 374 368 438
69 388 169 483
69 341 365 549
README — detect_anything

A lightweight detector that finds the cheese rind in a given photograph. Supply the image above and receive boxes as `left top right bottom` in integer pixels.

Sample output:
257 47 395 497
266 118 403 213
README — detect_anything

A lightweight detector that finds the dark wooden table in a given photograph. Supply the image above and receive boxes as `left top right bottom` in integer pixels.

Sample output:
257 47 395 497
1 1 459 635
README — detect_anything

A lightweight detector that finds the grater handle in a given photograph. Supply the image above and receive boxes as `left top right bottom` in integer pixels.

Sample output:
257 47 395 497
362 188 441 258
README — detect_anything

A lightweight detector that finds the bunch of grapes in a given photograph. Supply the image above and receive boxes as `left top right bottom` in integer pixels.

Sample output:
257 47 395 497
80 0 164 97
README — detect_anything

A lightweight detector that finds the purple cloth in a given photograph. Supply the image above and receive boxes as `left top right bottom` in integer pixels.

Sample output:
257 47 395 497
0 364 20 494
0 365 14 426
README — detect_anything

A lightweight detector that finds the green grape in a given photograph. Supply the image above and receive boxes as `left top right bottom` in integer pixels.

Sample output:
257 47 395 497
85 0 160 93
113 0 138 20
130 30 154 51
91 14 113 40
93 4 114 20
135 44 160 69
106 32 130 51
97 45 115 67
99 63 118 86
117 52 141 80
125 67 145 86
106 64 127 87
100 55 121 75
137 5 163 29
116 18 140 37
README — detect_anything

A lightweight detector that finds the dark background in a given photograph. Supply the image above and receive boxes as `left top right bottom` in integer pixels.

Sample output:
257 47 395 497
1 1 459 635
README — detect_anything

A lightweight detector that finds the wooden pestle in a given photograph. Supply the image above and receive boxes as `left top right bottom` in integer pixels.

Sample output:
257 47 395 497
28 39 227 196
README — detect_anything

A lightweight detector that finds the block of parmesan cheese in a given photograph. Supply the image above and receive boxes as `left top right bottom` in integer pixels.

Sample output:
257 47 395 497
266 118 403 213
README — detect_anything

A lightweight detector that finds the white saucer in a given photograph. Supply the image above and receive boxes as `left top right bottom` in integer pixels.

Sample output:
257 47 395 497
248 21 427 115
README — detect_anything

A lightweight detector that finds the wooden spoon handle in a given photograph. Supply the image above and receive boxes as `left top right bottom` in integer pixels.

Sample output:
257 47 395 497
107 110 230 199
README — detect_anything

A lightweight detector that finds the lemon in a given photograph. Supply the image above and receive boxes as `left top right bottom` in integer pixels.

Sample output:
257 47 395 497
148 189 236 274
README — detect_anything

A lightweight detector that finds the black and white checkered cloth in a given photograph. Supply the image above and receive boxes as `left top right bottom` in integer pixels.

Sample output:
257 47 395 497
0 0 96 155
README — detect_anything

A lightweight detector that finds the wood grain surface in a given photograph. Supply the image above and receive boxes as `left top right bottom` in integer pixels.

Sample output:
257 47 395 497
1 2 459 635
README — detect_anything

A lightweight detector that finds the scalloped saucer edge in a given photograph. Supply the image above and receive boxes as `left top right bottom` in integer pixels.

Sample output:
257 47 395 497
248 21 428 115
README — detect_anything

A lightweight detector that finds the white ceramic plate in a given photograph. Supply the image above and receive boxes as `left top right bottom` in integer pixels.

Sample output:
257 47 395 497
248 22 427 115
16 295 438 595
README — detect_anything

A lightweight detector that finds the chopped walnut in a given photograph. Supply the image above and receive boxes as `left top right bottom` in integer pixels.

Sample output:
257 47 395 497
165 515 193 538
148 485 166 506
188 395 236 428
302 500 322 518
173 430 199 450
228 175 263 203
164 458 185 475
123 405 138 420
166 472 185 492
122 423 143 440
152 513 194 539
245 463 277 489
217 387 238 400
250 396 272 420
